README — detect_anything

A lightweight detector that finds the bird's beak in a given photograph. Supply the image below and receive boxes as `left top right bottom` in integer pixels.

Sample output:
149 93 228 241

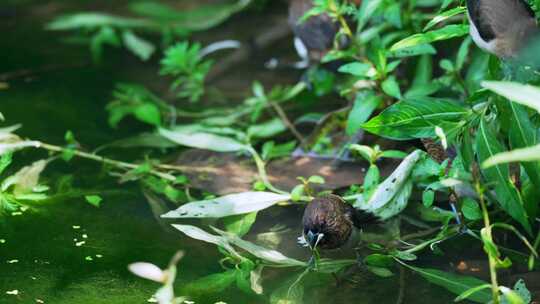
306 230 324 250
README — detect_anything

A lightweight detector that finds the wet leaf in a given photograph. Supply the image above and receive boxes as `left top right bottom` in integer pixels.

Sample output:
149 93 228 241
482 81 540 114
354 150 422 219
2 159 48 195
85 195 102 208
159 128 247 152
184 270 237 295
161 192 290 219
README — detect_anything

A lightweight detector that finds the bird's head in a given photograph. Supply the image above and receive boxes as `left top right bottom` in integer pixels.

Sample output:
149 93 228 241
304 229 325 250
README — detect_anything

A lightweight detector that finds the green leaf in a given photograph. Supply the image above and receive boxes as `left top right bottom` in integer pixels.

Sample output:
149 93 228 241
247 118 286 139
362 98 468 140
461 198 482 220
338 62 374 77
0 153 13 175
159 127 247 152
367 266 394 277
482 81 540 114
405 265 491 303
423 7 466 31
85 195 102 208
381 76 402 99
454 284 492 302
223 212 258 237
134 103 161 126
162 192 290 219
476 119 531 234
422 189 435 207
347 94 382 136
122 30 155 61
90 26 120 62
390 25 469 52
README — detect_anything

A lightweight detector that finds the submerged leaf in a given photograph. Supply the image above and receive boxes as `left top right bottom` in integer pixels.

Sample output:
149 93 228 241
128 262 165 283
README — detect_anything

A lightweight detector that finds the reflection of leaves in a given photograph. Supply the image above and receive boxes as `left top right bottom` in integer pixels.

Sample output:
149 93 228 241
404 264 491 303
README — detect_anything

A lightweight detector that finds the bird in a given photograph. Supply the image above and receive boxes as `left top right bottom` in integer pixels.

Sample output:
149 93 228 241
466 0 539 59
288 0 361 67
300 194 373 250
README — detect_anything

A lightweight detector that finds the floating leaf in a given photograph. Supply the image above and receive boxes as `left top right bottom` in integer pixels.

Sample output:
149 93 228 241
85 195 102 208
161 192 290 219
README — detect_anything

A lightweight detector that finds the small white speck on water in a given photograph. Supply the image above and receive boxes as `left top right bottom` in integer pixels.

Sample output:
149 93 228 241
147 297 157 303
36 299 45 303
11 212 22 216
6 290 19 295
7 260 18 264
85 256 93 261
0 239 5 244
95 254 103 258
72 225 81 229
82 234 88 239
75 241 85 247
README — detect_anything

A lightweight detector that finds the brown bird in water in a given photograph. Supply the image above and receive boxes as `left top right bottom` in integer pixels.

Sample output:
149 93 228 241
466 0 539 58
300 194 373 250
288 0 361 65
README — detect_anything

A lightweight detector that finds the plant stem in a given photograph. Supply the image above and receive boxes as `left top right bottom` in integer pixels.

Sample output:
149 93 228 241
36 142 177 182
246 147 288 195
476 181 500 304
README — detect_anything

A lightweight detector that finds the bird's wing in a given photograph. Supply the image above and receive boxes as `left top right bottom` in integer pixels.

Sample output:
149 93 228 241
477 0 536 38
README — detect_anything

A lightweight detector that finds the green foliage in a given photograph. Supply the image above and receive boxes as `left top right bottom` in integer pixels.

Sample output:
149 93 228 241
160 42 213 102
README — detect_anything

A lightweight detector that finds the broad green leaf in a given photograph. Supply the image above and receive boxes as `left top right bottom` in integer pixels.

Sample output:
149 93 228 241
508 102 540 187
362 98 468 140
223 212 258 237
423 7 466 31
390 25 469 52
482 81 540 114
346 94 382 135
476 119 531 234
159 127 247 152
122 30 155 61
161 192 290 219
388 43 437 58
0 153 12 175
405 265 491 303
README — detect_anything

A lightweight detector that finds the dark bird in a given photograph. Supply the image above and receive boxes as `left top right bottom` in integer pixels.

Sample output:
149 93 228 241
466 0 539 58
300 194 372 250
288 0 361 65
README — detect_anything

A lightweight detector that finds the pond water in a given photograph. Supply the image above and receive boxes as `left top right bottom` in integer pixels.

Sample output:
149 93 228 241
0 1 468 303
